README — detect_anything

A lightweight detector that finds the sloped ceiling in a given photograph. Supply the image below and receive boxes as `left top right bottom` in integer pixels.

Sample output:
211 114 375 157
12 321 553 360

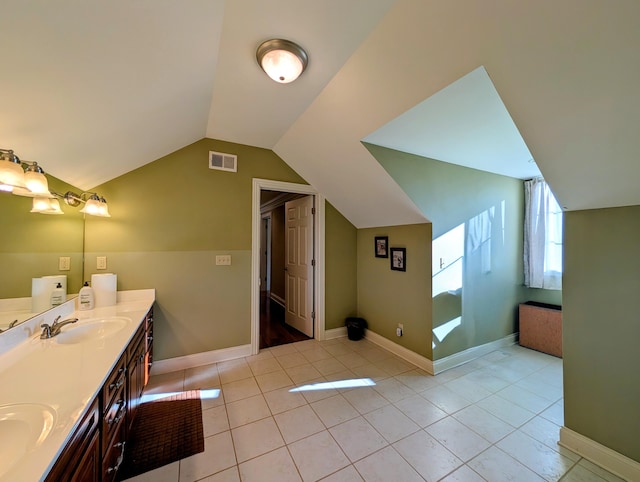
2 0 639 228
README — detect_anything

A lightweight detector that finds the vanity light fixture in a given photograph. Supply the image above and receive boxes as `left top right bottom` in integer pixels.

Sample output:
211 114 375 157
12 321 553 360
31 196 64 215
256 39 308 84
59 191 111 218
1 147 111 217
0 149 27 192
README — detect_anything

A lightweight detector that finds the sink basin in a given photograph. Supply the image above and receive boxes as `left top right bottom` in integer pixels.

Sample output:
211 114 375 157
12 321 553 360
0 403 56 478
55 317 131 345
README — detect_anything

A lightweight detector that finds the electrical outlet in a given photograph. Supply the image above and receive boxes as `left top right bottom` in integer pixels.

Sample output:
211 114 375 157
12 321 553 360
215 255 232 266
397 323 403 337
59 256 71 271
97 256 107 270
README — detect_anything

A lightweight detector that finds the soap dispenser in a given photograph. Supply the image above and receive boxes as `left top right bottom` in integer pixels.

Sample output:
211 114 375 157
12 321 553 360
78 281 95 310
50 282 66 307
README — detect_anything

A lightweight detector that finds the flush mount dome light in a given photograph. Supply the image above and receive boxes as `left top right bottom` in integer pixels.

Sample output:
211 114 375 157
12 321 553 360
256 39 308 84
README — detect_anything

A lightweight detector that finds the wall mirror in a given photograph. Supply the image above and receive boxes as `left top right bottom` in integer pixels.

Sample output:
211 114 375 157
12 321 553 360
0 175 85 332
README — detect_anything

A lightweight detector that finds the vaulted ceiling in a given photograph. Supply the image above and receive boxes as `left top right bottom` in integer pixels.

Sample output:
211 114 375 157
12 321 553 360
3 0 639 228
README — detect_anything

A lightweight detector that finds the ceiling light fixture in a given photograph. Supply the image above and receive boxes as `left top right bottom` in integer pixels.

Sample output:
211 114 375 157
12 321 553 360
256 39 308 84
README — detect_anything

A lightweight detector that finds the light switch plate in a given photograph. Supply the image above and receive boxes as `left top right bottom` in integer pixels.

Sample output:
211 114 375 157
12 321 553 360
59 257 71 271
97 256 107 270
215 255 232 266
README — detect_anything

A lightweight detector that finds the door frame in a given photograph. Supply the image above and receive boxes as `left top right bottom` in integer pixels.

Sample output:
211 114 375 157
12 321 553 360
251 178 325 355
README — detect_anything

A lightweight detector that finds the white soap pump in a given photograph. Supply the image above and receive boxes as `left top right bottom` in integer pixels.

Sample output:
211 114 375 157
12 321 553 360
78 281 95 310
50 282 66 307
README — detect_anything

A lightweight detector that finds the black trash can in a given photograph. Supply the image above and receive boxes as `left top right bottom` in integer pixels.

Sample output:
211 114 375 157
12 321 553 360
345 317 367 341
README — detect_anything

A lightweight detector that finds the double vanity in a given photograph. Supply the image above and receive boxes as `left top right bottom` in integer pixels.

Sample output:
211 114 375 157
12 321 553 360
0 289 155 481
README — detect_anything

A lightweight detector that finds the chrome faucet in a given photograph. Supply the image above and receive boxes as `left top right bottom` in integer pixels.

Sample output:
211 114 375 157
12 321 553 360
0 320 19 333
40 316 79 339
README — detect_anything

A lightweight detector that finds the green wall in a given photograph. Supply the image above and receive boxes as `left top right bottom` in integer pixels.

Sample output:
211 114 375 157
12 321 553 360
365 143 527 359
325 202 357 330
1 175 85 299
563 205 640 462
85 138 307 360
357 223 432 359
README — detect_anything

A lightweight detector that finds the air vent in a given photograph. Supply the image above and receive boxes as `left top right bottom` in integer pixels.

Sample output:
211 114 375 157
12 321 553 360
209 151 237 172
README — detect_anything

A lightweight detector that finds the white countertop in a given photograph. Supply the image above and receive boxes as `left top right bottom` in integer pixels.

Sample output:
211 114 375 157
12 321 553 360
0 290 155 482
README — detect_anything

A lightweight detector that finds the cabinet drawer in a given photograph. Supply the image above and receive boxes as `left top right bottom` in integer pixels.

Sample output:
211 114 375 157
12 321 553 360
103 353 127 411
102 418 127 482
102 384 126 452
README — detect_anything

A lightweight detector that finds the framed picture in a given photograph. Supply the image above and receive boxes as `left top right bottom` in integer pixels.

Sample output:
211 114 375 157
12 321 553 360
374 236 389 258
390 247 406 272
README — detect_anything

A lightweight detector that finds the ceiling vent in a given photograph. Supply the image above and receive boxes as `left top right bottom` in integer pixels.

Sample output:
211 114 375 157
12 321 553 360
209 151 237 172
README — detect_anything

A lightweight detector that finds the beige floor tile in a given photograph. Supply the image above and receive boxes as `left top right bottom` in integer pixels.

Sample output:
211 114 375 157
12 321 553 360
342 386 389 415
439 465 486 482
329 416 388 462
496 384 555 413
420 384 473 414
124 461 179 482
394 394 448 428
395 369 440 392
364 404 420 443
319 465 364 481
231 417 284 463
247 356 282 376
226 394 270 428
255 370 293 392
275 352 309 369
263 385 307 414
393 430 463 481
218 360 253 384
372 376 416 403
288 431 350 481
468 446 545 482
426 416 491 462
274 404 325 444
476 394 536 427
179 431 236 482
200 466 241 481
238 447 302 482
311 394 360 428
202 404 230 437
285 363 323 384
453 404 515 443
354 446 423 482
221 377 261 403
497 430 577 481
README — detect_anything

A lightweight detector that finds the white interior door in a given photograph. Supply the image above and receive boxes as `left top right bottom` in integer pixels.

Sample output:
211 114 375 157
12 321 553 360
285 196 314 337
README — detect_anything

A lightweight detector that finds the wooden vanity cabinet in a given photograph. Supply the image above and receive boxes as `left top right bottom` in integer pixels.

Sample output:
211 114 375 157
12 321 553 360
126 322 146 434
45 397 100 482
102 353 128 481
45 306 154 482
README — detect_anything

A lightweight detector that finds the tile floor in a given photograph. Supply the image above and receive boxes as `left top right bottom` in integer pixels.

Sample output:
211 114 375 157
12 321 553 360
126 338 625 482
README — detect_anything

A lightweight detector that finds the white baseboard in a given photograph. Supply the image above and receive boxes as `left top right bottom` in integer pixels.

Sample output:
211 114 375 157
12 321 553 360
559 427 640 481
364 330 434 375
433 333 518 374
324 327 347 339
152 344 252 375
270 293 285 307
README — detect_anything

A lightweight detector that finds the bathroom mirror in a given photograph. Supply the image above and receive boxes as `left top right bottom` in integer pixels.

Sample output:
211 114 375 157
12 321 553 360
0 175 85 331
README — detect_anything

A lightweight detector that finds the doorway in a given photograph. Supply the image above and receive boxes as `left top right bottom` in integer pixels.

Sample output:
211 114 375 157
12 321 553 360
259 192 312 349
251 179 326 355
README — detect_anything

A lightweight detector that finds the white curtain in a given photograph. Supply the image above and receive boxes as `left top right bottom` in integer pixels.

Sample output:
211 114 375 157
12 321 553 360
524 178 563 290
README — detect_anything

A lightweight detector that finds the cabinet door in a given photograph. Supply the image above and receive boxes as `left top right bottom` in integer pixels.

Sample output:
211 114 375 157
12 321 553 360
70 429 100 482
45 398 99 482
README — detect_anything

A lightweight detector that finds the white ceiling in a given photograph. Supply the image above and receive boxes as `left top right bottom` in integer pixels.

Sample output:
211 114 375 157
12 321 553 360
363 66 542 180
3 1 640 228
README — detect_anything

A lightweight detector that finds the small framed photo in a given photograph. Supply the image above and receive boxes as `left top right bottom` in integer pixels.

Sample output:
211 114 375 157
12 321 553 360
374 236 389 258
390 247 406 272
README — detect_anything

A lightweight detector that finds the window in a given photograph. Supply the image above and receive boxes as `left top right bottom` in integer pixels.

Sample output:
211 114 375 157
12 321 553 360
524 178 563 290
